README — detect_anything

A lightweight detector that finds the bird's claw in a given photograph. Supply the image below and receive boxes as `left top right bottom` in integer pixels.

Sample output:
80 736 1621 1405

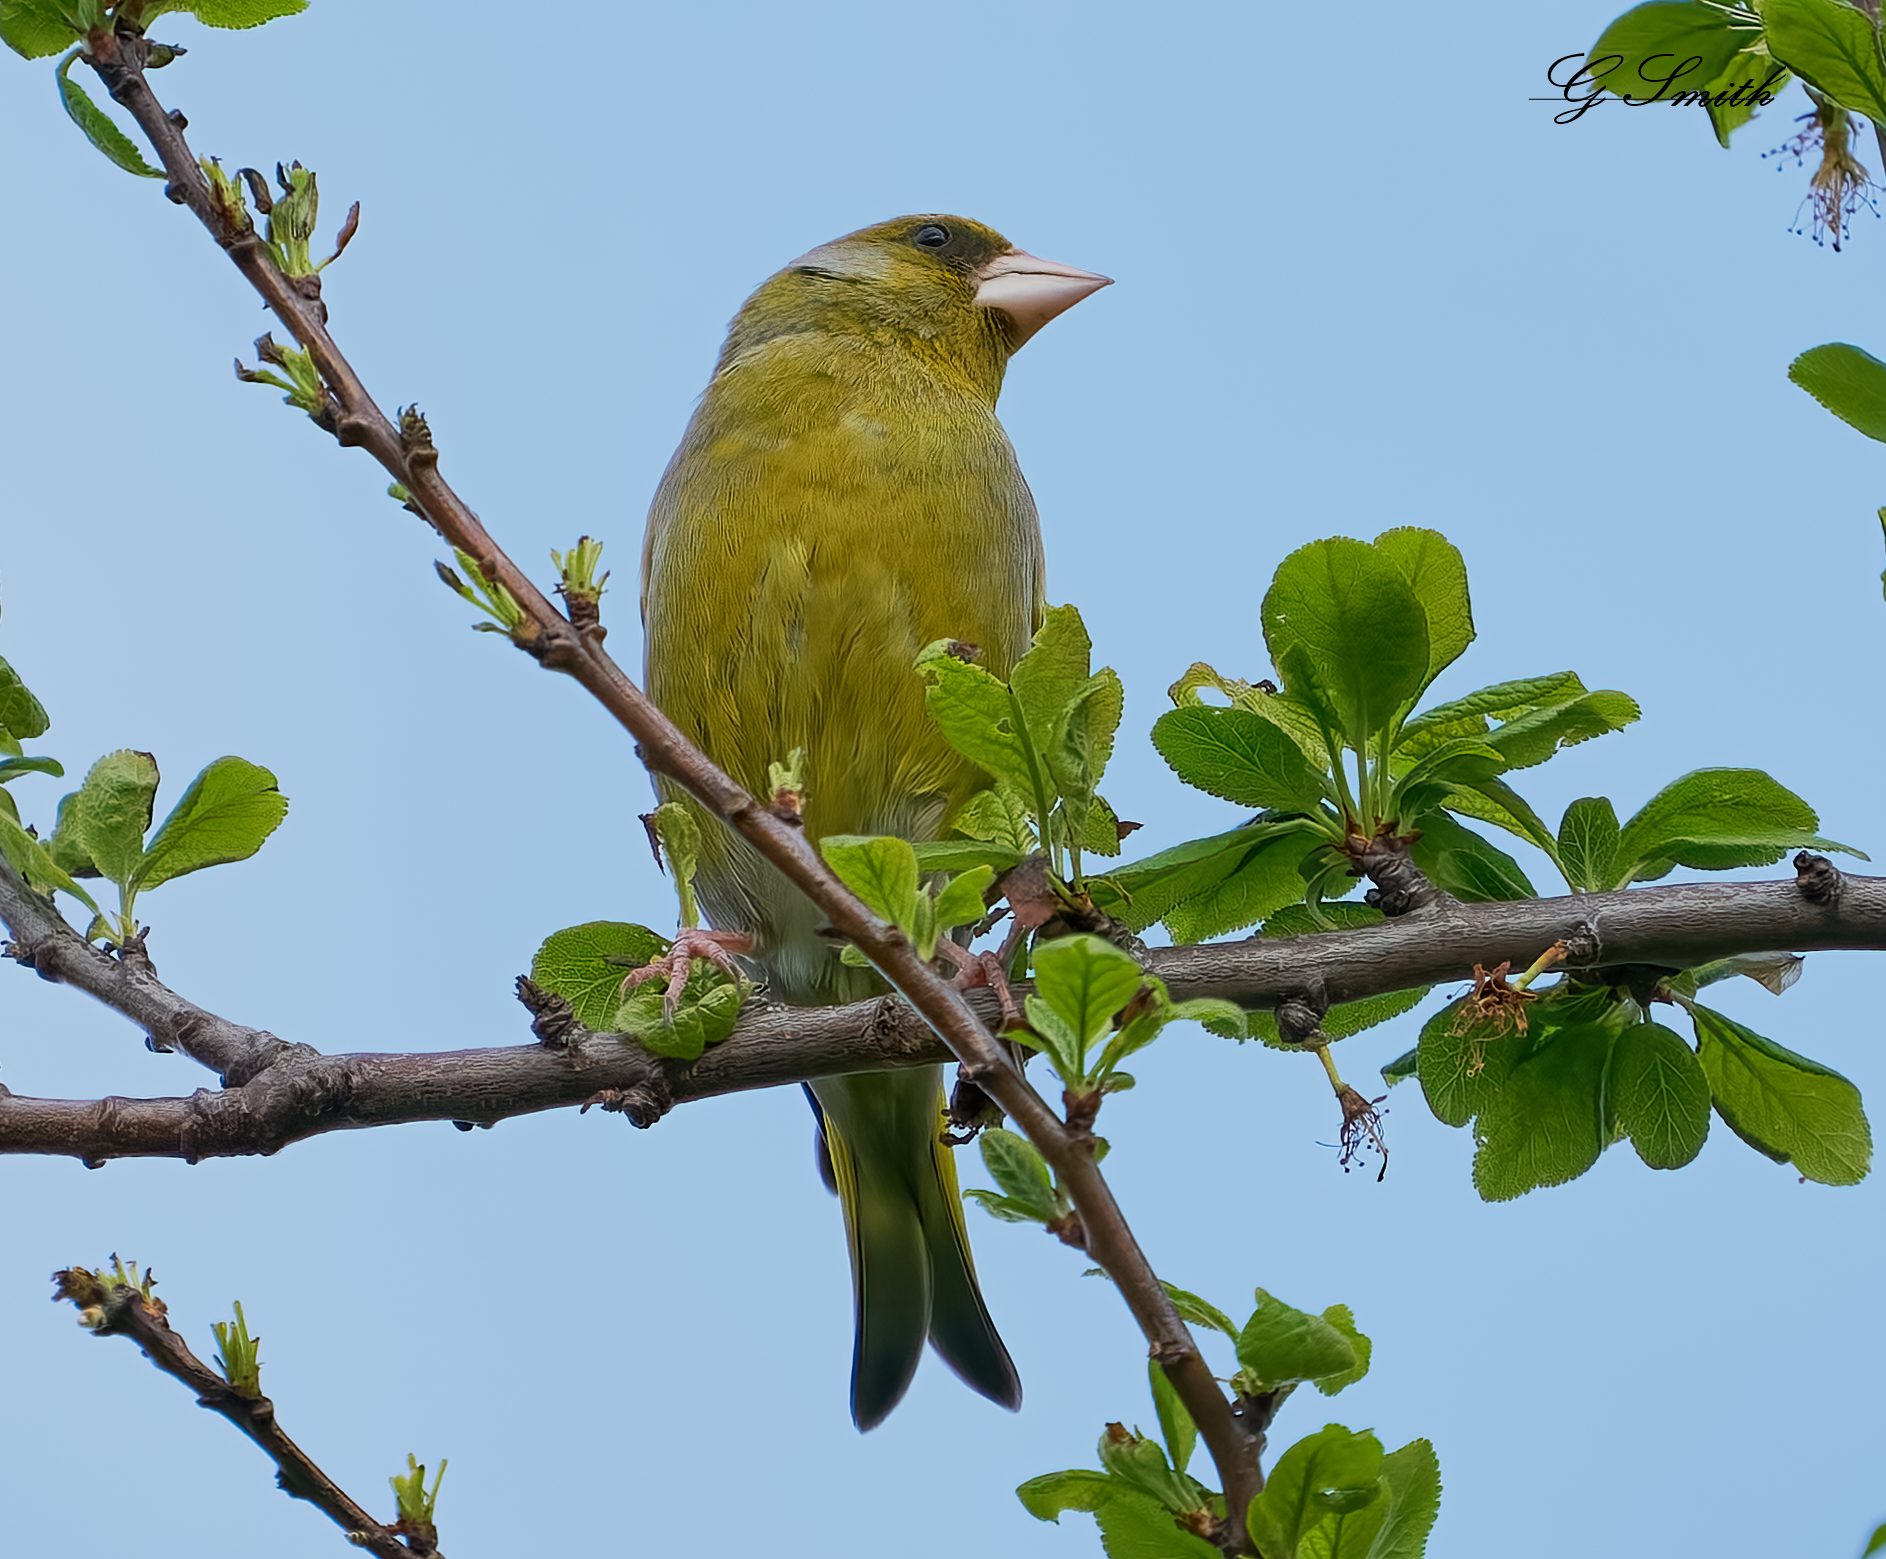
621 929 752 1019
935 942 1022 1031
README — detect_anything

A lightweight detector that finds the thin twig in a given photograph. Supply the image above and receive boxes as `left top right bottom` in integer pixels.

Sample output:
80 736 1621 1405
0 862 289 1084
79 24 1266 1541
50 1267 437 1558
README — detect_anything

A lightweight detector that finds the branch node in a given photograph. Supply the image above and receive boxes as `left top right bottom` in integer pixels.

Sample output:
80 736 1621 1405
1795 850 1843 905
580 1082 671 1128
515 975 583 1048
1045 1209 1087 1249
1274 986 1328 1047
1351 834 1446 916
398 405 437 468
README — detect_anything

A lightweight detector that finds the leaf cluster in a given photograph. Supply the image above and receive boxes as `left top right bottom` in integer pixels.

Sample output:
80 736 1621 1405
1128 529 1636 940
0 631 288 941
1392 970 1871 1200
529 919 746 1062
1019 1286 1438 1559
913 603 1129 888
3 1 309 178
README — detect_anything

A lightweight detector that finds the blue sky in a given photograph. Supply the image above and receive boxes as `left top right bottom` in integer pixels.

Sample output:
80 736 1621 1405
2 2 1882 1555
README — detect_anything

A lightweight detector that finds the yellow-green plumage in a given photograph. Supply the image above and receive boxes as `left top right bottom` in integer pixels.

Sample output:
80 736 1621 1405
642 215 1098 1428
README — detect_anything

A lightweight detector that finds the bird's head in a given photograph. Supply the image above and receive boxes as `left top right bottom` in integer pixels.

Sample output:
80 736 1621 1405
719 215 1110 399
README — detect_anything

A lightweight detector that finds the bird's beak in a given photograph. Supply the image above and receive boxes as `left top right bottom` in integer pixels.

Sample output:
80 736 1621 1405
974 249 1112 348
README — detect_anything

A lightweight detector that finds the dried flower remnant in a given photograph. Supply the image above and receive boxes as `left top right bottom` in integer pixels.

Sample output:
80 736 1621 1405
1336 1085 1389 1182
1765 100 1879 252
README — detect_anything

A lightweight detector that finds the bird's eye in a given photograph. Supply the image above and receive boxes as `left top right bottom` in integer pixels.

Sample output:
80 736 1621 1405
913 223 950 249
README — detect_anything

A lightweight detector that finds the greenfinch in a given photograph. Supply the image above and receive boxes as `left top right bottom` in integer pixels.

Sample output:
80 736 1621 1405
641 214 1109 1428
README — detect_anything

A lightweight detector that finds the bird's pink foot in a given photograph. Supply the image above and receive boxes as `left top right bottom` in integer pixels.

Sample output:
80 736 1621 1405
621 929 754 1018
934 941 1022 1031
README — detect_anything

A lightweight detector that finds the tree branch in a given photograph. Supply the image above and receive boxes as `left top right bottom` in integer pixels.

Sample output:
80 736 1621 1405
0 856 288 1084
77 23 1266 1542
50 1266 440 1558
6 860 1879 1164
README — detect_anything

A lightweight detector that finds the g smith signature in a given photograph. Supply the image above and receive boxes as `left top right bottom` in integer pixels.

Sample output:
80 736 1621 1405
1542 51 1785 123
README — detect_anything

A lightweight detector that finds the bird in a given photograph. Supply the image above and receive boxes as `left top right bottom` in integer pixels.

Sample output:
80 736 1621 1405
640 214 1109 1429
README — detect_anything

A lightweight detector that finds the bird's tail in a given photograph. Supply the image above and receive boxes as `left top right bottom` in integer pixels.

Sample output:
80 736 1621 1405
810 1068 1022 1430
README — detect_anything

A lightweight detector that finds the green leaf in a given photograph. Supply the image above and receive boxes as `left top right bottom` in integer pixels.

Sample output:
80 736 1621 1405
1033 934 1144 1052
1161 839 1316 942
1235 1290 1360 1389
1763 0 1886 121
148 0 309 26
964 1189 1050 1223
0 0 78 59
1590 0 1773 142
1153 705 1328 814
1607 1022 1711 1169
1371 527 1473 693
1018 995 1086 1081
1068 792 1129 857
1051 668 1125 830
1366 1439 1443 1559
916 643 1038 799
1471 1022 1612 1201
1160 1281 1239 1340
1483 690 1639 771
978 1127 1061 1222
1092 823 1293 933
1379 1045 1418 1087
0 807 101 916
1690 1003 1871 1184
1148 1359 1197 1474
1312 1304 1373 1396
1416 1000 1508 1127
1862 1522 1886 1559
1017 1469 1116 1520
933 864 995 931
1397 672 1585 757
616 963 743 1060
0 655 50 740
1407 812 1535 903
1789 343 1886 445
1010 604 1093 741
43 789 93 878
0 755 63 781
819 834 919 932
56 50 162 178
1096 1429 1205 1518
530 921 668 1031
1675 951 1805 997
1093 1484 1222 1559
1240 689 1340 768
950 786 1036 853
1441 775 1560 860
647 800 702 927
1261 538 1430 747
910 837 1022 874
1558 796 1621 892
74 750 158 887
132 757 287 891
1613 768 1864 880
1248 1425 1385 1559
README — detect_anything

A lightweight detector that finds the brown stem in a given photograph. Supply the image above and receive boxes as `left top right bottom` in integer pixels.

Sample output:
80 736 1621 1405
51 1268 437 1558
79 27 1265 1540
